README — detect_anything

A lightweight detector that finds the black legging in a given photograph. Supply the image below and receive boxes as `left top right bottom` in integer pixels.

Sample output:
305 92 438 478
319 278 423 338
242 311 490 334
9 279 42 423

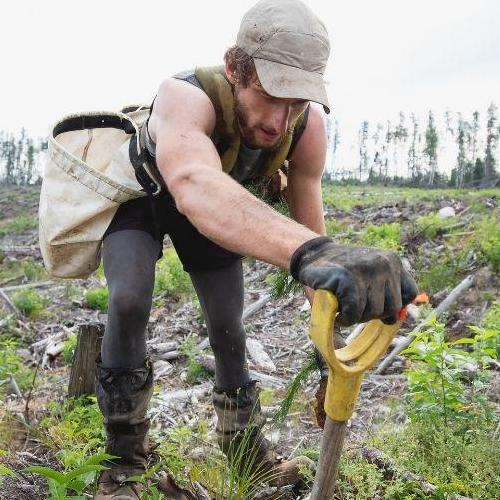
101 229 250 392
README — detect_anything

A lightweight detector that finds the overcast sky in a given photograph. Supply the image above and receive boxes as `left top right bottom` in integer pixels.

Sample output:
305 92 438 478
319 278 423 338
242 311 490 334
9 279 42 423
1 0 499 146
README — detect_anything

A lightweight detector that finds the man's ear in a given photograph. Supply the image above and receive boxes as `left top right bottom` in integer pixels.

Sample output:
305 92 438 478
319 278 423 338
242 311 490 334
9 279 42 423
224 60 238 85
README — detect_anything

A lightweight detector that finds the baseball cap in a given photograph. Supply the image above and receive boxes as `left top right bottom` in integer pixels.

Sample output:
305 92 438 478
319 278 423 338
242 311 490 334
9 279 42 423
236 0 330 113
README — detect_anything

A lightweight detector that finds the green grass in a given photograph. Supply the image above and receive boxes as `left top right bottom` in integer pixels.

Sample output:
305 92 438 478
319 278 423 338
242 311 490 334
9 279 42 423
84 287 108 312
413 212 459 239
360 222 402 252
369 419 499 499
474 216 500 271
21 258 47 281
154 248 193 297
0 215 37 237
39 396 105 465
12 288 47 317
0 339 34 397
321 184 500 212
179 336 211 384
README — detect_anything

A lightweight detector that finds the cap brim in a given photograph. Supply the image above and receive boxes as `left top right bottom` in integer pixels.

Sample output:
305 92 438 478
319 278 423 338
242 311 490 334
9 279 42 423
254 58 330 114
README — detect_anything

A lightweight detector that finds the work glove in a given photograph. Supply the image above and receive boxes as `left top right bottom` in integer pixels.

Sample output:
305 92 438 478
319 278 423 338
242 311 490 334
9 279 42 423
290 236 418 327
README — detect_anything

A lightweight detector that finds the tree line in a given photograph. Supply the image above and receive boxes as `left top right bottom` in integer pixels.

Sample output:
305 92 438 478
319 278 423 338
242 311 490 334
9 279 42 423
1 103 499 188
0 129 47 185
326 103 499 188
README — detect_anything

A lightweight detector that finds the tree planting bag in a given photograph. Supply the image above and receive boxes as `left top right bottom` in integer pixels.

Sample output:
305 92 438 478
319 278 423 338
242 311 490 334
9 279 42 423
39 107 161 279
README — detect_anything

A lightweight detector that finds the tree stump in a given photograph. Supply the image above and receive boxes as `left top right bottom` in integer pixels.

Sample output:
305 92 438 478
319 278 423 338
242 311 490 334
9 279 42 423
68 322 104 397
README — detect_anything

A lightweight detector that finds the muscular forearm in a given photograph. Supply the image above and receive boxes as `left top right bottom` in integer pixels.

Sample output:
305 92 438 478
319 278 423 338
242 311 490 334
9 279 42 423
169 166 318 269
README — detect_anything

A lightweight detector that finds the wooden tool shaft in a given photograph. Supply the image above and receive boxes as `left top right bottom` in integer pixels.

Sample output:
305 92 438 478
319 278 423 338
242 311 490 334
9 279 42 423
310 417 347 500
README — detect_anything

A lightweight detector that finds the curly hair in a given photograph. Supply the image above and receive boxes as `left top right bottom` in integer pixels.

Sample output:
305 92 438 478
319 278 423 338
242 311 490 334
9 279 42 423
223 45 258 87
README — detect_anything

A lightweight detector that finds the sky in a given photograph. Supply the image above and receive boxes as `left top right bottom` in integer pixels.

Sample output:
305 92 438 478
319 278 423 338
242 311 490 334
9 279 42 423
1 0 499 172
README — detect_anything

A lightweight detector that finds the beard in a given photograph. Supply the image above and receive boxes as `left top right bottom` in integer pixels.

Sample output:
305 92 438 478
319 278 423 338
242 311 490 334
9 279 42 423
233 92 286 151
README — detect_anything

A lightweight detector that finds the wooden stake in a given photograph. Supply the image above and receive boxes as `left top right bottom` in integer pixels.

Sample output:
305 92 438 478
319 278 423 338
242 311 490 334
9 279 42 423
68 322 104 397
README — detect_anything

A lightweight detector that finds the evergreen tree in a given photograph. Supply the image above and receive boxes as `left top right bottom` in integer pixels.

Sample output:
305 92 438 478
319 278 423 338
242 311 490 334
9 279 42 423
407 113 421 180
358 120 369 181
455 114 468 188
424 111 439 186
483 102 498 185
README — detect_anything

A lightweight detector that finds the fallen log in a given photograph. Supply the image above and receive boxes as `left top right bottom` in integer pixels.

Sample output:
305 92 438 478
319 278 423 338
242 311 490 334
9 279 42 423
196 354 284 388
155 382 212 406
246 338 276 372
376 274 475 374
242 293 271 321
149 341 179 354
3 280 56 292
0 288 19 316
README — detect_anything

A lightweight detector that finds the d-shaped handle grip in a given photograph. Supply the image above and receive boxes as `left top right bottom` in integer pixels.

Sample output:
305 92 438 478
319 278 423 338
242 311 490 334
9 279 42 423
310 290 401 421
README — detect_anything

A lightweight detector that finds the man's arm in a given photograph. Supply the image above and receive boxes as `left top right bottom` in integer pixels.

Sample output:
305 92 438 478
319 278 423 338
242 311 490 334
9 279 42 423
149 78 317 270
287 104 327 236
150 79 418 325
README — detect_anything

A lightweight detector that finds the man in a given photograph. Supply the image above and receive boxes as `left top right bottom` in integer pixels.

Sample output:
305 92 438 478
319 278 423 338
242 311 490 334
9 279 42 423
95 0 418 498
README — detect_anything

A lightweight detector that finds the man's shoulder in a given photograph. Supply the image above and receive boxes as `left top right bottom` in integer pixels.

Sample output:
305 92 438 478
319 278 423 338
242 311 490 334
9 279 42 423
289 103 327 168
149 77 216 141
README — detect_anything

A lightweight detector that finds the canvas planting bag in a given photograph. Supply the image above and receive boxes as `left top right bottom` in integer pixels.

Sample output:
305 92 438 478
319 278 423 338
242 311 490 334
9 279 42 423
39 107 162 279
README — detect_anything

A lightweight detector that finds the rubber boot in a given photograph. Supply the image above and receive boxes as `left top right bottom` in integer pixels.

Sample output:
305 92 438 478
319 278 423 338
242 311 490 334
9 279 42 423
94 358 153 499
213 381 314 488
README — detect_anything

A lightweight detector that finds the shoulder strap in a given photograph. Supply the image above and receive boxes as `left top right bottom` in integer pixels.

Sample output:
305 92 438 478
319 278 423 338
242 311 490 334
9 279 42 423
287 105 310 160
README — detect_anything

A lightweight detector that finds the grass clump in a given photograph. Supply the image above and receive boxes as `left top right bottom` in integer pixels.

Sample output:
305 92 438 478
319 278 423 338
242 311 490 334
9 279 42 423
21 258 46 281
325 218 344 235
416 251 464 294
360 222 402 252
62 333 78 364
154 248 193 297
0 339 34 396
474 216 500 272
84 286 108 312
40 396 105 461
374 319 500 498
12 288 47 317
0 215 37 237
179 336 211 385
414 212 458 239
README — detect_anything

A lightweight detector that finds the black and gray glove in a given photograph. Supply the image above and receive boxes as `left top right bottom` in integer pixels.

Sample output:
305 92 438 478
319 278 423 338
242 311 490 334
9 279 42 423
290 236 418 326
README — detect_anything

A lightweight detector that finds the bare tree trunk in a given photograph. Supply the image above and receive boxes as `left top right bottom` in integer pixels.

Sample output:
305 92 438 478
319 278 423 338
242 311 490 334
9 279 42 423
68 323 104 397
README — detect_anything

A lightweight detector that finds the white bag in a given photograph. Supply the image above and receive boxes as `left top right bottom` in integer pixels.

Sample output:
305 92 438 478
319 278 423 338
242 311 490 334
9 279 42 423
39 107 161 279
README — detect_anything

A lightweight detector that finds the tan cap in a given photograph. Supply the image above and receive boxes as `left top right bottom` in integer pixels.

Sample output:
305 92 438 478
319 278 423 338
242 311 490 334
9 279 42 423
236 0 330 113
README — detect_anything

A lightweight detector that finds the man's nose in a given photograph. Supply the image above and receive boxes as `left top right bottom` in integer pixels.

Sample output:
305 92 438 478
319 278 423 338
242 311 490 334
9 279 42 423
268 102 290 131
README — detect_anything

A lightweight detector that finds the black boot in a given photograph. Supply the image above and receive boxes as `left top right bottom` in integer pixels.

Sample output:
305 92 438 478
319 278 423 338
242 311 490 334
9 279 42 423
95 358 153 499
212 381 314 488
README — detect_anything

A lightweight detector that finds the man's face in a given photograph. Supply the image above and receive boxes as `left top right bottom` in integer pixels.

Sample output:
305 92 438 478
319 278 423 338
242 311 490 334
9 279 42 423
233 78 308 150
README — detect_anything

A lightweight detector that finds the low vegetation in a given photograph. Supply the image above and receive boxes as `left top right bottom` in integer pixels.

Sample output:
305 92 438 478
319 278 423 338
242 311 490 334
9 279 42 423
0 184 498 498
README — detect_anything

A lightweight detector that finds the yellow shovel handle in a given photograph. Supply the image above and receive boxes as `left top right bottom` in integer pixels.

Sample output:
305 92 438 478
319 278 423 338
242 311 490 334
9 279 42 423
310 290 401 421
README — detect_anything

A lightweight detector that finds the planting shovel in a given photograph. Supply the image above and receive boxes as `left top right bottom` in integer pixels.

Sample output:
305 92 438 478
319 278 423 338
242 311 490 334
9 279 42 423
308 290 402 500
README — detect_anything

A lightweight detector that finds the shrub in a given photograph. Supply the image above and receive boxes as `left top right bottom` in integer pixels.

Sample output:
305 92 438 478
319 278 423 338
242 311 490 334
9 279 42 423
84 287 108 312
414 212 458 239
266 268 301 299
325 218 344 235
360 223 402 252
402 320 495 430
0 339 34 395
21 258 46 281
475 216 500 271
154 249 193 296
62 334 78 364
12 288 47 317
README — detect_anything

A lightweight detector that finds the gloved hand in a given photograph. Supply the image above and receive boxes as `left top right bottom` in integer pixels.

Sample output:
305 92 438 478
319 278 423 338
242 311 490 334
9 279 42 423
290 236 418 326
